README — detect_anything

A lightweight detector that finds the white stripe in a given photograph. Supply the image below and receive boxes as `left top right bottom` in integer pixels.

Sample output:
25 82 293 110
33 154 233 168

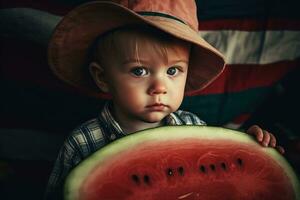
200 30 300 64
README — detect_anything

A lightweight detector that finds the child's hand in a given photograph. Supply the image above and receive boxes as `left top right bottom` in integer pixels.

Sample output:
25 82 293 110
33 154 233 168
246 125 285 155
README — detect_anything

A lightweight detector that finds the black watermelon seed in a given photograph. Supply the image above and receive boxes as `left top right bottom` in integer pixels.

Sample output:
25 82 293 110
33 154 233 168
237 158 243 166
200 165 206 173
144 175 150 184
167 168 173 176
178 167 184 176
131 174 140 184
221 162 227 170
210 164 216 171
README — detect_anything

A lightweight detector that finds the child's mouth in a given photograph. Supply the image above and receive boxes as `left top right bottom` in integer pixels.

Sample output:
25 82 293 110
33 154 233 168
146 103 168 111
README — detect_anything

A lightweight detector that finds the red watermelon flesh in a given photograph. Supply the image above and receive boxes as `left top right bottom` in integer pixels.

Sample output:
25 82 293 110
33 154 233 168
64 126 300 200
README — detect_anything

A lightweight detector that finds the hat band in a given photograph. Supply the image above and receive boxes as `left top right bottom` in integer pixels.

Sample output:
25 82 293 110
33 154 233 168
137 11 186 25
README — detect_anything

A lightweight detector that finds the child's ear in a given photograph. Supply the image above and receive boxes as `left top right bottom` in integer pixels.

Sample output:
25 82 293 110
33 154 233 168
89 62 110 93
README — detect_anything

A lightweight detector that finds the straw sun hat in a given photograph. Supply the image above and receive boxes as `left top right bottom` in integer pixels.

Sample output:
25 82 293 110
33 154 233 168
48 0 225 96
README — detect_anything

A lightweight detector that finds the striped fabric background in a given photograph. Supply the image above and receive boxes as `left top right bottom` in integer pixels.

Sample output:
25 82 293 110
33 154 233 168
1 0 299 132
182 18 300 129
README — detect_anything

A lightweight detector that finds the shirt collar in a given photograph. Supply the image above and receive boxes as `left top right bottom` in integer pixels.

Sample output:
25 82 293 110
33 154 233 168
164 112 184 125
98 101 183 141
98 101 125 141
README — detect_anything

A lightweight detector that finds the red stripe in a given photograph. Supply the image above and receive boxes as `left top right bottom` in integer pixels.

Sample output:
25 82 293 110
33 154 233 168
190 59 299 96
232 113 252 124
199 19 300 31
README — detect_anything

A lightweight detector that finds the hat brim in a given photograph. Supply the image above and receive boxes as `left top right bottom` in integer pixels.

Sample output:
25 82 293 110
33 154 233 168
48 1 225 97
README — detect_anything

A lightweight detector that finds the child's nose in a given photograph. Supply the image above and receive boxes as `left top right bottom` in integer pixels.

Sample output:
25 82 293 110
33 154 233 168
148 79 167 95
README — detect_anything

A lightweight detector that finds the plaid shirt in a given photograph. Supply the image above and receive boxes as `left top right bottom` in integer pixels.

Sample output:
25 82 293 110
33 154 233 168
45 102 205 199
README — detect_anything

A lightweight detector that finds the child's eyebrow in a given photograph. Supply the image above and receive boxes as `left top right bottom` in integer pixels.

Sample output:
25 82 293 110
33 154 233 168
121 59 147 65
121 59 188 65
170 60 189 64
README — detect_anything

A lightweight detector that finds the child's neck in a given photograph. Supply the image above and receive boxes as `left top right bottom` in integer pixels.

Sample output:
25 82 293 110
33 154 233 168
110 103 164 134
120 120 163 134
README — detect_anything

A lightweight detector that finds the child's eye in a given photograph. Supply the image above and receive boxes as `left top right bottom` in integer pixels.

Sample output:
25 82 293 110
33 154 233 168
130 67 148 77
167 67 179 76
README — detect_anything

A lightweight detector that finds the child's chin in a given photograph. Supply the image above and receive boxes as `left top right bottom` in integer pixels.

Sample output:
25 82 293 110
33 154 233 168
142 113 166 123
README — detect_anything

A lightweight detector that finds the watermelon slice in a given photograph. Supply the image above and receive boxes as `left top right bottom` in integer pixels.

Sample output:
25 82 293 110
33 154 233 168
64 126 300 200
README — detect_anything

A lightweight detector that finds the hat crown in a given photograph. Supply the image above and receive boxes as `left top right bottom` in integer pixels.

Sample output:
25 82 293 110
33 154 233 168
116 0 198 31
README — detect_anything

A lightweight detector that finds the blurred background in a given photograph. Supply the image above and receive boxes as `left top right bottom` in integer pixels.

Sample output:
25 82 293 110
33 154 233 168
1 0 300 199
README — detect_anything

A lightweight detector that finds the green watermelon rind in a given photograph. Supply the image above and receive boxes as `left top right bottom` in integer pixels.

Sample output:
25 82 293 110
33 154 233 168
64 126 300 200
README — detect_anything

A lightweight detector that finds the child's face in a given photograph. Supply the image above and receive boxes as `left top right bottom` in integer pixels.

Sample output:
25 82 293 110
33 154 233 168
92 30 190 124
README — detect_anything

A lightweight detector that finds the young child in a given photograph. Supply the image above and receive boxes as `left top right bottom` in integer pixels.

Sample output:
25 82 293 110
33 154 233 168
45 0 284 199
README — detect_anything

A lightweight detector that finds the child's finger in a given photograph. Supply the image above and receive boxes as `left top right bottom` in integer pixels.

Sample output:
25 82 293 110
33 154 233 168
262 130 270 147
268 132 277 147
276 145 285 155
247 125 263 142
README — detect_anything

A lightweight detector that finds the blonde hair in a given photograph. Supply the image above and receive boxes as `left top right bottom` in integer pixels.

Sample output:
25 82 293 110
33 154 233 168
92 25 190 69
